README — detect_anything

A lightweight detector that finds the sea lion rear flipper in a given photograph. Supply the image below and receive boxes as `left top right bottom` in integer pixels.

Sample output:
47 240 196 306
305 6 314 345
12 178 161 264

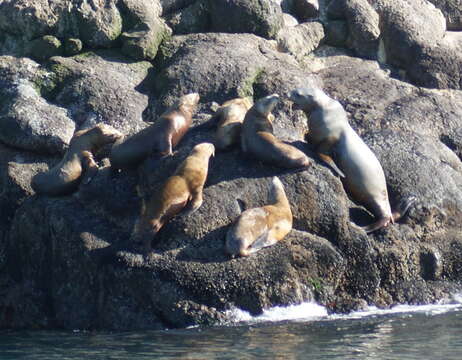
80 151 99 185
360 217 391 233
181 191 203 216
247 232 278 254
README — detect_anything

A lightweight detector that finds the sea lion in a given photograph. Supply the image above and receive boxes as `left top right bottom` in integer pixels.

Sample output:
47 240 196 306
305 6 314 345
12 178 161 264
212 97 253 150
110 92 200 170
131 142 215 253
241 94 311 168
225 176 293 257
288 87 415 233
32 123 122 196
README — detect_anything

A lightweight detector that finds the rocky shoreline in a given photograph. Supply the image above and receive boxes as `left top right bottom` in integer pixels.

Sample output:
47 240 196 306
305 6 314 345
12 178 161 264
1 0 462 330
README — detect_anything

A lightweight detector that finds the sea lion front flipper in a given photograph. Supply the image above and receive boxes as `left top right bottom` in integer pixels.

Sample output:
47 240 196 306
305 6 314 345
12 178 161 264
247 231 278 255
80 151 99 185
318 153 345 178
181 189 204 216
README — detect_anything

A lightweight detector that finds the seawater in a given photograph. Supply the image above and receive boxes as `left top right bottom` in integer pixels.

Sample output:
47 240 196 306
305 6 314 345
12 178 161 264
1 300 462 360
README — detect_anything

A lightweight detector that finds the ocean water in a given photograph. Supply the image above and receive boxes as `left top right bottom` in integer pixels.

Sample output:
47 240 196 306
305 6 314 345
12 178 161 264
1 300 462 360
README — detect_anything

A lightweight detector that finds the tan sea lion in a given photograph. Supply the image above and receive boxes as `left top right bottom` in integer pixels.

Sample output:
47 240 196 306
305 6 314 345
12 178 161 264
225 176 293 257
212 97 253 150
131 142 215 253
241 94 311 168
32 124 122 196
110 93 200 170
289 87 415 233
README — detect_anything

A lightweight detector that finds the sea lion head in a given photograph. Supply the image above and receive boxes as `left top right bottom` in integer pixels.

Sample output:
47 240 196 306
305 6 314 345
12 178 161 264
254 94 280 116
288 87 327 111
179 92 200 107
192 142 215 158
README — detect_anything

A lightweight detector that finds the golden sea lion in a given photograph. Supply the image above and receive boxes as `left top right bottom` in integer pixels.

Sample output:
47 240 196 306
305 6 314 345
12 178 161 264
31 123 122 196
241 94 311 168
289 87 415 233
225 176 293 257
110 93 200 170
212 97 253 150
131 142 215 253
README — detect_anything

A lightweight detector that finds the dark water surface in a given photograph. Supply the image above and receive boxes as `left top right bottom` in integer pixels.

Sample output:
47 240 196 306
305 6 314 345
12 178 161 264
1 306 461 360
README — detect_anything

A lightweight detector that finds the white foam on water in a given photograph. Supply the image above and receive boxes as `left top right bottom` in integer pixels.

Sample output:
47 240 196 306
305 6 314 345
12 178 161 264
224 292 462 325
225 302 328 324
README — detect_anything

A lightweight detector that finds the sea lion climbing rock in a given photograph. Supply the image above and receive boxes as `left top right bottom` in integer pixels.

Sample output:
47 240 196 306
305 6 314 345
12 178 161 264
289 87 415 233
110 93 200 170
241 94 311 168
226 176 293 257
212 97 253 150
131 142 215 253
31 124 122 196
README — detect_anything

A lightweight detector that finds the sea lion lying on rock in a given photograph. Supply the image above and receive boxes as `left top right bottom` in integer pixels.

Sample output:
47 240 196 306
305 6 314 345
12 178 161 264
226 176 293 257
32 124 122 196
110 93 200 170
131 142 215 253
212 97 253 150
289 87 415 233
241 94 311 168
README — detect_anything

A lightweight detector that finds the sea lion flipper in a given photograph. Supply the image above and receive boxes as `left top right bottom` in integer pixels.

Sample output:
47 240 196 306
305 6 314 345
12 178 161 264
317 140 345 178
181 190 203 216
247 231 277 254
80 151 99 185
318 152 345 178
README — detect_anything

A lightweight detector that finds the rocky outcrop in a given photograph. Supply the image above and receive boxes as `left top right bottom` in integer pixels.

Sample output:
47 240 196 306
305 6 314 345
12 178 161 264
1 0 462 331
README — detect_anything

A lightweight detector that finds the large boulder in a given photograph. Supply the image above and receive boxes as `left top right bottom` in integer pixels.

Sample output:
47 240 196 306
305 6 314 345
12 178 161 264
48 50 154 135
427 0 462 31
208 0 284 39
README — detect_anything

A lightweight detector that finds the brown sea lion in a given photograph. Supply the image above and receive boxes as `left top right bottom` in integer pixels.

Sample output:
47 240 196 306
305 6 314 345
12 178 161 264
225 176 293 257
110 93 200 170
241 94 311 168
289 87 415 233
212 97 253 150
131 142 215 253
32 124 122 196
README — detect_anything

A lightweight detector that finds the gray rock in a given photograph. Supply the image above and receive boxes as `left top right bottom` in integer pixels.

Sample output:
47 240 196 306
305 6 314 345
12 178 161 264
0 80 75 155
166 0 210 35
276 21 325 60
376 0 446 69
29 35 63 61
427 0 462 31
208 0 284 39
75 0 123 48
159 0 197 15
64 38 83 56
49 50 153 135
282 13 299 27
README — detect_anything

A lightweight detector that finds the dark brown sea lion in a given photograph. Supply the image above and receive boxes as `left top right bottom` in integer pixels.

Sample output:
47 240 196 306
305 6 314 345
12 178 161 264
110 93 200 170
131 142 215 253
32 124 122 196
241 94 310 168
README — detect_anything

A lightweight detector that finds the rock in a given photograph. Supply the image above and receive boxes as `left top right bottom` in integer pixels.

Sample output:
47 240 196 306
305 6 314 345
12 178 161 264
0 79 75 155
427 0 462 31
282 13 299 27
166 0 210 35
376 0 446 69
324 21 348 47
29 35 63 61
276 21 325 59
64 38 83 56
49 50 153 135
208 0 284 39
293 0 320 21
121 18 171 60
159 0 197 15
407 32 462 90
119 0 171 60
75 0 123 48
0 0 75 40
